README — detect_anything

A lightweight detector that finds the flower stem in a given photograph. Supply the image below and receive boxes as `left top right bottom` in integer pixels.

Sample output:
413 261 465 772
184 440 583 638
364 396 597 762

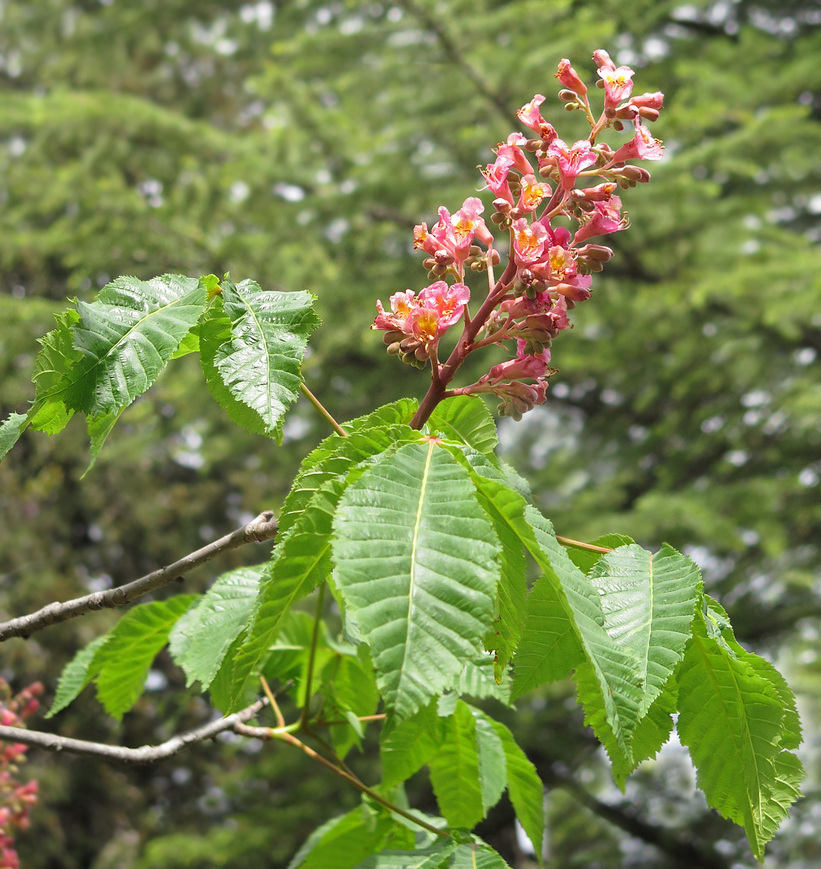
300 383 347 437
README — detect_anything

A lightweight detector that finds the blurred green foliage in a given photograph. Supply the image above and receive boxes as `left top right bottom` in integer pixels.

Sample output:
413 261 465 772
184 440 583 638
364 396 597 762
0 0 819 866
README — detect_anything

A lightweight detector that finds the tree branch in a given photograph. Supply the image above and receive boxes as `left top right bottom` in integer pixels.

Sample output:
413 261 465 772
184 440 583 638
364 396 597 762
0 700 267 764
396 0 517 129
0 511 279 642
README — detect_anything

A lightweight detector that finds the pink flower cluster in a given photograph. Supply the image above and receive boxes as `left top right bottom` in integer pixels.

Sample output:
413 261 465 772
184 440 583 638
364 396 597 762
373 50 664 419
0 681 43 869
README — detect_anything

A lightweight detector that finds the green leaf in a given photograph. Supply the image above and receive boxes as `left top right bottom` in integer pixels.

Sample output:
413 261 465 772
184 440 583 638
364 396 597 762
45 635 110 718
278 423 420 540
83 407 124 476
523 507 644 762
0 413 29 461
168 566 263 689
587 544 701 717
381 702 448 788
359 841 456 869
288 804 396 869
487 717 544 859
427 395 498 455
227 477 344 711
210 277 320 439
456 657 511 706
29 309 81 434
208 632 254 714
428 701 484 829
340 398 419 435
169 324 200 359
511 572 584 701
565 534 635 575
92 596 197 719
332 441 501 720
471 708 507 814
677 613 803 861
63 275 206 416
449 844 512 868
200 298 269 436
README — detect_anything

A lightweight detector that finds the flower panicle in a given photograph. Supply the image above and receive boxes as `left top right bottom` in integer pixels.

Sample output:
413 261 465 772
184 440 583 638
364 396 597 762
372 50 664 419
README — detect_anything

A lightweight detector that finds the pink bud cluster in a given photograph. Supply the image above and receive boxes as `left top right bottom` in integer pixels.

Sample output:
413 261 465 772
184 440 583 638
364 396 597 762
373 51 664 420
0 681 43 869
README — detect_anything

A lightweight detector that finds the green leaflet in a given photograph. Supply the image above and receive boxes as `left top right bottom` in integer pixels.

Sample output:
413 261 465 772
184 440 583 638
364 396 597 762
200 299 269 437
449 844 512 868
380 702 448 788
486 717 545 861
29 308 82 435
359 841 456 869
587 543 701 717
0 412 29 461
209 277 320 440
332 441 501 720
45 635 110 718
428 701 485 829
62 275 206 416
677 612 804 861
227 477 346 712
287 804 398 869
168 566 264 689
277 423 421 540
427 395 498 456
49 596 196 720
523 507 644 763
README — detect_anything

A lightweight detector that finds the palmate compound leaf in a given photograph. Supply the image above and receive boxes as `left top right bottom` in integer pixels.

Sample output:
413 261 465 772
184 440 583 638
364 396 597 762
426 395 498 456
677 610 804 861
168 566 264 689
204 277 320 441
332 441 501 720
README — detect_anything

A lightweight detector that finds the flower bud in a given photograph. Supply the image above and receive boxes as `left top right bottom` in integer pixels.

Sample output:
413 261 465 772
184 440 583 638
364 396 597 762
490 212 505 225
524 138 542 152
525 285 539 300
431 263 448 276
434 249 453 265
564 103 577 112
490 250 501 265
492 197 512 213
577 244 614 262
518 268 534 285
422 257 436 270
613 120 625 132
382 330 405 345
414 346 429 361
558 89 578 102
399 336 419 352
639 107 660 122
387 341 402 356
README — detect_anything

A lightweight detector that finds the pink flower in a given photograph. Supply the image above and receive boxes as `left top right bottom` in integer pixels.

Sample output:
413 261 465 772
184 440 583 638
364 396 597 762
450 197 493 257
517 95 557 142
419 281 470 330
598 65 635 110
482 157 514 205
496 134 534 176
512 219 548 265
611 123 664 163
373 290 418 332
592 49 616 70
576 182 617 202
547 138 598 190
482 340 552 385
516 175 552 213
555 59 587 97
573 196 627 245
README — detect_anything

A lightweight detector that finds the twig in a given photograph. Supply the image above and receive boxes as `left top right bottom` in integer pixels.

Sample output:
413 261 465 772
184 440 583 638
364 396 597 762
0 512 279 641
300 383 347 437
233 723 449 840
0 700 267 765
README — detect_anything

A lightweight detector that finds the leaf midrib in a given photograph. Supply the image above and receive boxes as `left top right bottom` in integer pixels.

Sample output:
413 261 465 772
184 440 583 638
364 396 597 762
232 284 274 428
397 441 435 702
